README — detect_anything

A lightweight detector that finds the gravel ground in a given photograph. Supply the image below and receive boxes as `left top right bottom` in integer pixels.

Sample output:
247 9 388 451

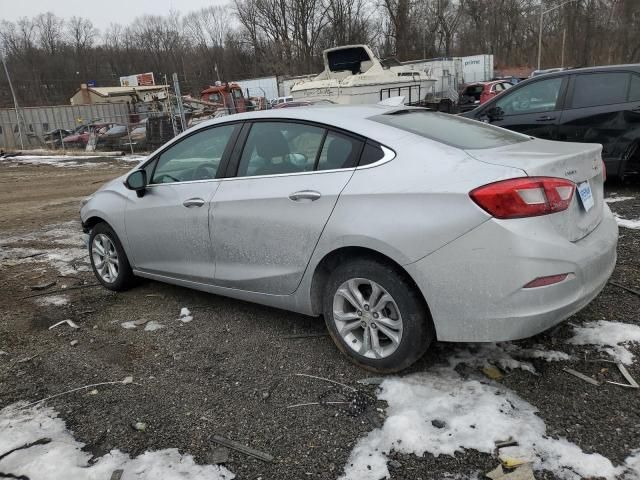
0 157 639 479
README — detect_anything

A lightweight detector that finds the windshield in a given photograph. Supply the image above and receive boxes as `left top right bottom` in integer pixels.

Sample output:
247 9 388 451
371 110 530 149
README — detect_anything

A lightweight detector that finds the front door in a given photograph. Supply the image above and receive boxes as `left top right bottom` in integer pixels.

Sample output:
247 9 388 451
484 76 567 139
125 123 239 283
211 121 364 295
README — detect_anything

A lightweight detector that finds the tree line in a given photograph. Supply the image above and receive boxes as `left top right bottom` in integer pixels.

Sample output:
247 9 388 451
1 0 639 107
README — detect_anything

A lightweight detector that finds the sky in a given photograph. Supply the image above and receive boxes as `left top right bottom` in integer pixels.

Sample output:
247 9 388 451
0 0 227 31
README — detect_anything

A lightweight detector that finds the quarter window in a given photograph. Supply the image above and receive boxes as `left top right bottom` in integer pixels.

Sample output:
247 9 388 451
359 142 385 166
570 72 629 108
317 131 362 171
494 77 563 115
237 122 325 177
629 74 640 102
151 124 236 184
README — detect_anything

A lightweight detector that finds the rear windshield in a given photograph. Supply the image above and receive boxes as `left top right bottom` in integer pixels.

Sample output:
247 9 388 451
371 110 530 149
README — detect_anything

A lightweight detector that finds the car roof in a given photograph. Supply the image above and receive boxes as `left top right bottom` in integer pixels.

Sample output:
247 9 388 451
531 63 640 79
194 104 422 143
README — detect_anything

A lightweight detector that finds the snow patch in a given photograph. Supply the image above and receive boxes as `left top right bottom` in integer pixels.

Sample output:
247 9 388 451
614 214 640 230
0 221 89 276
178 308 193 323
341 368 630 480
0 403 234 480
35 295 69 306
568 320 640 365
340 343 638 480
604 196 635 203
144 321 164 331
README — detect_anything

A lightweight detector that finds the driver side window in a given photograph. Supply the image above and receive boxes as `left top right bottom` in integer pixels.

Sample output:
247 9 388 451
495 77 563 115
151 124 236 184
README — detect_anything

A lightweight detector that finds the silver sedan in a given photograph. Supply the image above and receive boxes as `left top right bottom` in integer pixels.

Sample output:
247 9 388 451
81 105 618 372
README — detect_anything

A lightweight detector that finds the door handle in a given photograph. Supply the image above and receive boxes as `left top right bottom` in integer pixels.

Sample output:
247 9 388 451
631 106 640 112
289 190 321 202
183 198 205 208
536 115 556 121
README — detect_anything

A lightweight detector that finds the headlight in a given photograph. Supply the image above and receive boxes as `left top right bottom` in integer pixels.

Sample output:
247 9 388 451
80 195 93 208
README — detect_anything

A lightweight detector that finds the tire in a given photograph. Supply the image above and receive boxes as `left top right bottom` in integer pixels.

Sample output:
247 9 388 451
322 258 435 373
89 222 135 291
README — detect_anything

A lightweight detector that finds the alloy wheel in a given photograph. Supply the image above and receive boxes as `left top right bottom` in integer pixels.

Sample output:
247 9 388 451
332 278 403 359
91 234 119 283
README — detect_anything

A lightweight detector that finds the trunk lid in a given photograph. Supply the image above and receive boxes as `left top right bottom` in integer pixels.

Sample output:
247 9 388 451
466 138 605 242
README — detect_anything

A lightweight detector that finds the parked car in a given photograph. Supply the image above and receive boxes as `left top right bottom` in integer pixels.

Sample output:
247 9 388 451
43 128 72 149
271 96 294 107
119 125 147 151
99 124 128 149
462 64 640 178
62 123 114 148
458 80 513 112
81 105 617 372
530 67 569 77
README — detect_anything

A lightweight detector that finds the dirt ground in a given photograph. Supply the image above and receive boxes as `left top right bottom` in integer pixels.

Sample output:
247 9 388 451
1 156 639 480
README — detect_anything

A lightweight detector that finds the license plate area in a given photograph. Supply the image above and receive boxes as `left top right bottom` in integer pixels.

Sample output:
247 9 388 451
577 181 594 212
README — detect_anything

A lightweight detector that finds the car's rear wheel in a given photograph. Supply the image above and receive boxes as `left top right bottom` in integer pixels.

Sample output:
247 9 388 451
323 258 434 373
89 222 135 291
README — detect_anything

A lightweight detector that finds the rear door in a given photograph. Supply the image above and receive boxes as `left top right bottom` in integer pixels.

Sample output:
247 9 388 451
482 76 567 139
558 71 640 177
210 120 363 295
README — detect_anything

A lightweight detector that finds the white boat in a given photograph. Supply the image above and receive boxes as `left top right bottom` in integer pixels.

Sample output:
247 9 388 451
291 45 436 105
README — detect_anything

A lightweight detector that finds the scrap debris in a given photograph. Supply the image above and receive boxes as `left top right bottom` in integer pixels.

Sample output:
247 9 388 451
20 376 137 409
0 437 51 462
607 363 639 389
283 332 329 339
210 435 273 463
563 367 601 386
29 280 56 291
48 319 79 330
24 283 100 299
486 463 536 480
482 365 505 381
608 281 640 297
563 362 639 388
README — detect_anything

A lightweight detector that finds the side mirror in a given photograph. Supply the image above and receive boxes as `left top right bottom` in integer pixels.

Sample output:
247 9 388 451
485 106 503 121
125 170 147 197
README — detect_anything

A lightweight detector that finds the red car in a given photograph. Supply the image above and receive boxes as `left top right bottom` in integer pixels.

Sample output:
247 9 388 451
459 80 513 112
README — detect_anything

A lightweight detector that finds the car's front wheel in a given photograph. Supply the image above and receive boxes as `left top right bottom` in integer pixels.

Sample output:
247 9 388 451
323 258 434 373
89 222 135 291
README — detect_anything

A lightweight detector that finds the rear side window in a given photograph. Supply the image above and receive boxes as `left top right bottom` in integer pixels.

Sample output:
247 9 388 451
570 72 629 108
317 131 363 171
371 110 529 149
629 74 640 102
359 142 385 166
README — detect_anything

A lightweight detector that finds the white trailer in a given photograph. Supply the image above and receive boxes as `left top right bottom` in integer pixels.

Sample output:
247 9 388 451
459 54 494 83
230 76 279 101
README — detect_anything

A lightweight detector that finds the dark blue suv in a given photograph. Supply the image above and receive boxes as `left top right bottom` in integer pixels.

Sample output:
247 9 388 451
462 64 640 179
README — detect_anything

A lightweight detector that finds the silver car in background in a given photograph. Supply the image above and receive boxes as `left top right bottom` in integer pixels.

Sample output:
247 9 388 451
80 105 618 372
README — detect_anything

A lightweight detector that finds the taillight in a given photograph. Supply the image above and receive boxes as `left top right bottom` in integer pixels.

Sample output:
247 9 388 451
470 177 575 219
602 159 606 182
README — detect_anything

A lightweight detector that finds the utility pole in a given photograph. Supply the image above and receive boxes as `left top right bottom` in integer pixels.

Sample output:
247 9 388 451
172 73 187 133
537 2 544 71
1 52 25 149
537 0 576 71
561 28 566 67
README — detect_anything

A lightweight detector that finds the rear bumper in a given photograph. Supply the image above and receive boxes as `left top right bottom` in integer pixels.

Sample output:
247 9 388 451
406 205 618 342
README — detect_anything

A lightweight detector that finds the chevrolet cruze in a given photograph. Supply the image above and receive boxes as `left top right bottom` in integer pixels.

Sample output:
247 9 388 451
81 104 618 372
